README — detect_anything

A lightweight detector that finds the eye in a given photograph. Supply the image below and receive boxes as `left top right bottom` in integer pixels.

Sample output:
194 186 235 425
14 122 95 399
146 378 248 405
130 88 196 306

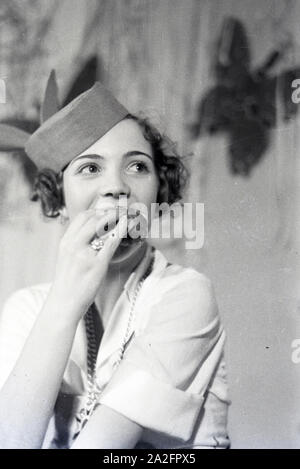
127 161 150 173
78 163 101 175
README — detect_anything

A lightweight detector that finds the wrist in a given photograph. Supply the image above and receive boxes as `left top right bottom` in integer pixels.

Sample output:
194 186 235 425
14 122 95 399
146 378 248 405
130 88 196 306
44 286 86 329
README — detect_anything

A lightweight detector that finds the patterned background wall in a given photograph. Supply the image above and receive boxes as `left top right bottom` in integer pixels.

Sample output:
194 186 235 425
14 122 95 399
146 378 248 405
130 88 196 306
0 0 299 448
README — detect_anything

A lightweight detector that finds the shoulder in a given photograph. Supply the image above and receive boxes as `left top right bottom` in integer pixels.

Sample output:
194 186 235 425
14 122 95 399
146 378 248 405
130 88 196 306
143 251 219 330
152 248 214 294
162 263 214 298
1 283 51 323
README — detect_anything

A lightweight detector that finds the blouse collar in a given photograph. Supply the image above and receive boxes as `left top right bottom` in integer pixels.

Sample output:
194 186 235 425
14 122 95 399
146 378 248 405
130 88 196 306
123 244 155 302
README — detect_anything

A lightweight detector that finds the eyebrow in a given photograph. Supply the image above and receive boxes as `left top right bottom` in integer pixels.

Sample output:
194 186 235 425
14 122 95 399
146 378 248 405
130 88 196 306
71 150 153 165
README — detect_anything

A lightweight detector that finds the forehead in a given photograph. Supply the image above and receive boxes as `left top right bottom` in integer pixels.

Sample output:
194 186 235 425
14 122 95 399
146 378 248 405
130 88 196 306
77 118 152 158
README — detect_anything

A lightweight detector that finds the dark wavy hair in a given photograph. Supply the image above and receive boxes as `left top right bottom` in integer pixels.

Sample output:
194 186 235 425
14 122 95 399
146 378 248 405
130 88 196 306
31 115 189 218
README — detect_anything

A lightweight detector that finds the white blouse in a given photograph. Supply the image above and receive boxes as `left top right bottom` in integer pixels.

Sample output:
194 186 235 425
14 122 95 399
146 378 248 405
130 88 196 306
0 246 230 449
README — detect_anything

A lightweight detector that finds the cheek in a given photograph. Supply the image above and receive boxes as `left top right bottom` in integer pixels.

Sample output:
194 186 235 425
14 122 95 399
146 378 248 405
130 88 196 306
62 178 93 217
137 174 159 205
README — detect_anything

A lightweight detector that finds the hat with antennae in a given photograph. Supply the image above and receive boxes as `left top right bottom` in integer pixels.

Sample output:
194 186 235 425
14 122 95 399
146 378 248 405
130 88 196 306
0 71 129 172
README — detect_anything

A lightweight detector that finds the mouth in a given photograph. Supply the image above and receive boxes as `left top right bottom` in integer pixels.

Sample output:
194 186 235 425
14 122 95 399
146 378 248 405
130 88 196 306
91 197 148 247
97 211 145 243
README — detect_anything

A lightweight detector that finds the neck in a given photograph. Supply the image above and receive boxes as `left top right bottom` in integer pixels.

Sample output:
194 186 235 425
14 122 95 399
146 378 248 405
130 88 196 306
94 242 148 325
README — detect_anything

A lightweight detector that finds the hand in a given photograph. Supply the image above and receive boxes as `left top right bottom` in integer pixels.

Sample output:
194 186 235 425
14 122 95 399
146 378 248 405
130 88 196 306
48 209 128 324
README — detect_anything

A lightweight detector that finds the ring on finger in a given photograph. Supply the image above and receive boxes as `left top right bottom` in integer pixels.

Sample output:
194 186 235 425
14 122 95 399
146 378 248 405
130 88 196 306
90 238 105 251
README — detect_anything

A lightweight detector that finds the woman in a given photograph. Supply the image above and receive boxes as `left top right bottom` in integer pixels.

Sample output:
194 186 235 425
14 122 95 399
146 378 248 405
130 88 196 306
0 78 230 449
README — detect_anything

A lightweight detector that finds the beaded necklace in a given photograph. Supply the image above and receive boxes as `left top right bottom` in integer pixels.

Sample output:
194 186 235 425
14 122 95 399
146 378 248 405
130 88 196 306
75 251 154 435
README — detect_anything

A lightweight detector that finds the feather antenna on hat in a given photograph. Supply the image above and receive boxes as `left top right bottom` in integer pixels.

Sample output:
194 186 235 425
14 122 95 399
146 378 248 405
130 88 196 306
40 70 60 123
0 60 99 189
0 124 31 151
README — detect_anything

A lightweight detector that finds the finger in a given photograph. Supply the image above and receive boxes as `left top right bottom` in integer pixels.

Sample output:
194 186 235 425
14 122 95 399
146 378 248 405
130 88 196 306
96 215 129 258
77 211 120 245
64 209 95 239
95 210 124 237
95 205 127 219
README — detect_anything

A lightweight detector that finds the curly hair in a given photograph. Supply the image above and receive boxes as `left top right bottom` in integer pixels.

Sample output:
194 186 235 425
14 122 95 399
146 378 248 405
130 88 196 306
31 114 189 218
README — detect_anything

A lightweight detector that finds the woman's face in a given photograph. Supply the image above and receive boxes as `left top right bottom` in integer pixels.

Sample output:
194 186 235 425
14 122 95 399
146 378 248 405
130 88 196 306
62 118 159 263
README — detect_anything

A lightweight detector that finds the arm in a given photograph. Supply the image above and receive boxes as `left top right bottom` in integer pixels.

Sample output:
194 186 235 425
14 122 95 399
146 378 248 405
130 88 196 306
0 293 79 449
71 405 143 449
0 210 129 449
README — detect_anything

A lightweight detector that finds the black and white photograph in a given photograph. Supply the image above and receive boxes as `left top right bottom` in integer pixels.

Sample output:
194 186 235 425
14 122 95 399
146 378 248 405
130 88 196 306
0 0 299 451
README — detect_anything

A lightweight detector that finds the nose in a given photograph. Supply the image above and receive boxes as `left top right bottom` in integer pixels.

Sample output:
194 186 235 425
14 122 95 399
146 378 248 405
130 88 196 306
98 169 130 199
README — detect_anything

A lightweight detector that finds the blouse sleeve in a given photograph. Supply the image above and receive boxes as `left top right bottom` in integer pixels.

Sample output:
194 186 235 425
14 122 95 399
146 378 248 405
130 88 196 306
0 286 47 390
99 270 226 442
